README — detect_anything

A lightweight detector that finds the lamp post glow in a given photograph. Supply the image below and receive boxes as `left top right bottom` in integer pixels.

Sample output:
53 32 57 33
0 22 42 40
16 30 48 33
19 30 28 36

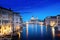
17 32 20 40
0 23 12 36
50 21 56 39
16 25 21 40
16 25 20 31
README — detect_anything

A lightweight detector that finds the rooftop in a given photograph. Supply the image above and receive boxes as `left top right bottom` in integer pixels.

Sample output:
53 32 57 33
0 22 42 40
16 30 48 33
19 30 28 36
0 6 20 15
57 15 60 16
0 6 12 11
50 16 57 18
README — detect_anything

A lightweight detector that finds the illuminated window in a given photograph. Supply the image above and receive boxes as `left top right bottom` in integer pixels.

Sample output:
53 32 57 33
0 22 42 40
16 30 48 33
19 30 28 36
4 27 6 30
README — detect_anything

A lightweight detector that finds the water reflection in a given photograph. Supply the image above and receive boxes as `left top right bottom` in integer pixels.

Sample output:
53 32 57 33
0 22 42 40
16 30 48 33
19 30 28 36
26 21 29 37
46 24 48 32
21 25 59 40
40 25 43 36
51 27 55 40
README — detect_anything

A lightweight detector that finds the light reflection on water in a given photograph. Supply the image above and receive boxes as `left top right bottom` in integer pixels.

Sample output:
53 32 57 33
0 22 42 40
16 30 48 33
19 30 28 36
21 25 59 40
51 27 55 40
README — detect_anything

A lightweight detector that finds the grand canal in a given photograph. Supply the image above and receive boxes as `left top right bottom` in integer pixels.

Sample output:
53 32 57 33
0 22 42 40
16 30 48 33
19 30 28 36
21 25 60 40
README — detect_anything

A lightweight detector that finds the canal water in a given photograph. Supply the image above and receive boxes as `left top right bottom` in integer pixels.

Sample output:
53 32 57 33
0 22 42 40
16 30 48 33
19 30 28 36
21 24 60 40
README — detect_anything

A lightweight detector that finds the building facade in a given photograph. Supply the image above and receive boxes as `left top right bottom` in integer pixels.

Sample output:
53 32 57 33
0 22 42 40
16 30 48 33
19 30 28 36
57 15 60 30
0 7 23 36
44 15 60 31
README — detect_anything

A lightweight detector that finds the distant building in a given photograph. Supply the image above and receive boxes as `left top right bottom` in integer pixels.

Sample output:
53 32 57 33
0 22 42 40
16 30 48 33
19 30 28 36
57 15 60 30
0 7 23 36
29 16 41 24
26 16 44 26
44 15 60 31
44 16 57 26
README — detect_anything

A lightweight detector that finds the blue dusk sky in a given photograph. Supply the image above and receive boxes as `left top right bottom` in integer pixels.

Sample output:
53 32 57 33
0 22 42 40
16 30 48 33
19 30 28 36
0 0 60 21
